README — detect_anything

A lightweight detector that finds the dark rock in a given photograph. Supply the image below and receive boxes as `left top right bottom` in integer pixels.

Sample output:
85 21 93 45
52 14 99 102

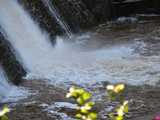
113 0 146 17
0 32 26 85
18 0 112 33
18 0 160 36
145 0 160 10
82 0 113 22
53 0 96 32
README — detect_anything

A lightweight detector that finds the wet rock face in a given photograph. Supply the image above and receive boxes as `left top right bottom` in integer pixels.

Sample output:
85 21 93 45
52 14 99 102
53 0 114 29
18 0 63 41
145 0 160 10
53 0 96 32
17 0 160 34
18 0 113 33
0 33 26 85
18 0 96 35
82 0 113 22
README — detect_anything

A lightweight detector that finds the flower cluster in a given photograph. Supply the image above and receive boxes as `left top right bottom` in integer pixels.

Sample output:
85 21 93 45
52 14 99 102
66 86 97 120
0 105 10 120
107 84 128 120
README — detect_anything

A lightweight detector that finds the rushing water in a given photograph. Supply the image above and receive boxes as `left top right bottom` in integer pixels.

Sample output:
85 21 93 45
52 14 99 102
0 0 54 73
0 0 160 89
0 64 27 102
0 65 11 100
42 0 72 37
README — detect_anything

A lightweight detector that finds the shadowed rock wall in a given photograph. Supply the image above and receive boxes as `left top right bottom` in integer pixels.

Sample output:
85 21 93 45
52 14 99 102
53 0 96 32
18 0 116 34
19 0 160 34
82 0 113 22
113 1 146 17
145 0 160 14
0 32 26 85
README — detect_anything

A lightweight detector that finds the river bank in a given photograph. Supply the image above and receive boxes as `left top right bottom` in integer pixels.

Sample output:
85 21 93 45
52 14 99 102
6 18 160 120
7 80 160 120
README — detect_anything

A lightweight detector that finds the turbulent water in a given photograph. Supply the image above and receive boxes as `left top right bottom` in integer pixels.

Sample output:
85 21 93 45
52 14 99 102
0 0 54 73
0 65 27 102
0 0 160 89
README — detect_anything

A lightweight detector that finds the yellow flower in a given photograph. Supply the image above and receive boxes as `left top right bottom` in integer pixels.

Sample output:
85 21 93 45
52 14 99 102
123 100 128 106
107 84 125 93
106 85 114 90
0 106 10 116
69 86 76 93
66 86 76 98
66 93 72 98
114 84 125 93
117 108 124 116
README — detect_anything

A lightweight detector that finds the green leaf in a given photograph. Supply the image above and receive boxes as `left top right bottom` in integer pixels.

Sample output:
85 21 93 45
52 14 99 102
116 116 123 120
108 113 115 119
76 89 85 95
124 104 128 113
88 112 97 120
86 102 95 107
66 87 98 120
77 97 84 105
0 106 10 117
71 92 78 98
82 92 91 102
80 107 89 114
108 92 116 101
114 84 125 93
1 115 9 120
75 113 82 119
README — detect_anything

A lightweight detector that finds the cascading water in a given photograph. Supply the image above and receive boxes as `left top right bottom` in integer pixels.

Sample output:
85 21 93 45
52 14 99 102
0 64 27 102
0 65 11 100
42 0 72 38
0 0 54 74
0 0 160 88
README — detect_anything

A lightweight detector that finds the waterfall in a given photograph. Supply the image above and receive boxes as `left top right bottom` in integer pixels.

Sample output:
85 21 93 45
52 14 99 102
0 0 159 88
0 64 27 102
0 0 55 74
0 0 108 86
42 0 72 38
0 65 10 100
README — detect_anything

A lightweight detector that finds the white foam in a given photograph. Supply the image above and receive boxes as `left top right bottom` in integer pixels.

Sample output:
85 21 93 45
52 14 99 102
0 65 28 103
0 0 160 88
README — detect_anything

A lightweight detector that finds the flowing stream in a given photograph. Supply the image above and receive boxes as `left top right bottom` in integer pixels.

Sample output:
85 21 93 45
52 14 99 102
0 0 160 89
